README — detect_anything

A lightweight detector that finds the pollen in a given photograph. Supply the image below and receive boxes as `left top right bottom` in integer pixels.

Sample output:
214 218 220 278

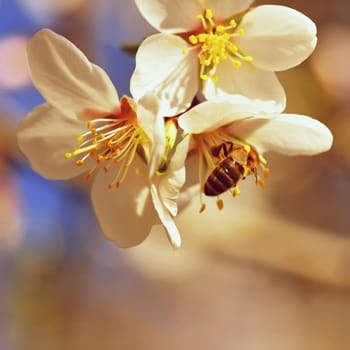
216 199 224 210
188 8 253 83
64 95 147 189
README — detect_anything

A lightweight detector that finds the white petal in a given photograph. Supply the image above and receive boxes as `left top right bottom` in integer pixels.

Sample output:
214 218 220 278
201 0 254 20
136 94 166 175
91 157 156 248
27 29 119 117
202 60 286 112
135 0 201 32
158 135 190 216
237 5 317 71
130 34 198 116
178 100 266 134
231 114 333 155
150 183 182 248
17 104 95 179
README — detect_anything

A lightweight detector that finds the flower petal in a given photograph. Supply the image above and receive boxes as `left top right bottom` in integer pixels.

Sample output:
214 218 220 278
150 183 182 248
27 29 119 117
17 104 95 179
158 135 190 216
91 156 156 248
136 94 166 175
202 60 286 112
237 5 317 71
130 33 198 116
202 0 254 20
135 0 201 33
178 100 267 134
231 114 333 155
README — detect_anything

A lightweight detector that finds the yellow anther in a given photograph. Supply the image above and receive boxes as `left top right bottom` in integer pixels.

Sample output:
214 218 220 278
243 144 251 153
259 154 267 164
65 152 72 159
229 19 237 28
76 159 84 166
257 179 266 188
232 60 242 68
87 121 92 129
76 135 84 142
233 187 241 197
182 48 187 55
238 28 245 36
205 8 213 19
198 33 207 43
243 55 253 62
91 128 97 136
196 14 203 20
189 35 198 44
263 167 270 177
216 25 224 33
211 74 218 83
216 199 224 210
228 43 238 52
200 74 209 81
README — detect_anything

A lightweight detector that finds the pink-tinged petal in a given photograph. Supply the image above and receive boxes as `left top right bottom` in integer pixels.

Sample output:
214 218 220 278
202 0 254 21
150 184 182 248
17 104 95 179
230 114 333 155
91 156 156 248
130 33 198 116
237 5 317 71
178 100 266 134
135 0 201 33
202 61 286 112
27 29 119 117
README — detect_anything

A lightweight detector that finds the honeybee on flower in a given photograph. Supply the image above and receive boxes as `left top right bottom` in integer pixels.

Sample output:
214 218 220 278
177 100 333 211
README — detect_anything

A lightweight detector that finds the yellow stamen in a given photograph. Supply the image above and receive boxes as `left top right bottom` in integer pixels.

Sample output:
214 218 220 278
64 96 148 188
189 8 253 83
205 8 213 19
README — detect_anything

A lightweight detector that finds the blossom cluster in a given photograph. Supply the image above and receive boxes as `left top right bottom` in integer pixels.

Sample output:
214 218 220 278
17 0 333 248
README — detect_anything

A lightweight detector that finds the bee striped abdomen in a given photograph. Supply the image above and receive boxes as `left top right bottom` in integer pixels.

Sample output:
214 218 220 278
204 157 245 196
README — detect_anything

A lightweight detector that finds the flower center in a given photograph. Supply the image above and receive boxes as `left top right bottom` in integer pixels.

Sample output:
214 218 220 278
187 8 252 83
65 96 147 189
193 130 269 212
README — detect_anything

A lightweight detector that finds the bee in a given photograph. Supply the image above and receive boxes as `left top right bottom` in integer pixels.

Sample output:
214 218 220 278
204 141 261 197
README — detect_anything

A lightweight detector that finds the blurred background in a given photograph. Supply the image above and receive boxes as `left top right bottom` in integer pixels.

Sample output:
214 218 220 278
1 0 350 349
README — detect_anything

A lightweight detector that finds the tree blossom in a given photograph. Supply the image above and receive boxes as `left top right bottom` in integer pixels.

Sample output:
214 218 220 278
16 29 188 248
131 0 317 115
178 101 333 211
